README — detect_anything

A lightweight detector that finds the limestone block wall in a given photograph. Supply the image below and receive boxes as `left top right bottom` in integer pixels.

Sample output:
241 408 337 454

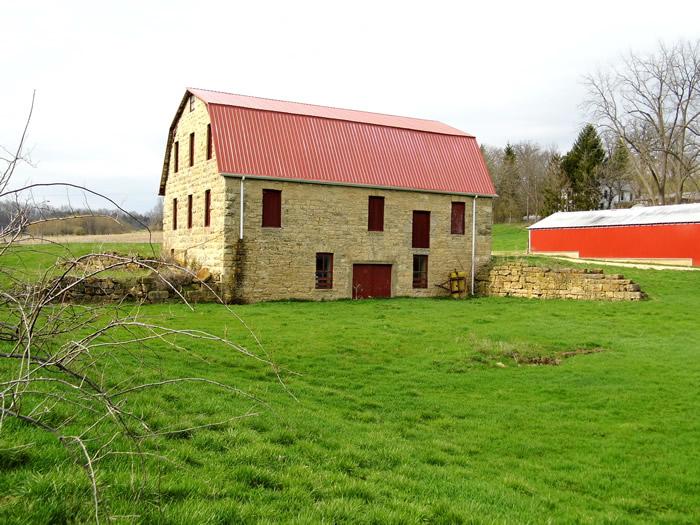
476 263 645 301
161 96 226 277
223 177 493 302
56 274 221 304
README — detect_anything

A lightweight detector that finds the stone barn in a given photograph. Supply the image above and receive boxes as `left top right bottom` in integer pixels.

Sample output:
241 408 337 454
159 88 496 302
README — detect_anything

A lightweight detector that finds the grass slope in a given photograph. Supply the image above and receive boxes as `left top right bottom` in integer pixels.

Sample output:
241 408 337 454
491 223 529 253
1 245 699 523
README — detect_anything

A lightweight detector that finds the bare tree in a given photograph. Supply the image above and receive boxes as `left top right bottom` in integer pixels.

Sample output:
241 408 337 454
584 40 700 204
1 94 280 523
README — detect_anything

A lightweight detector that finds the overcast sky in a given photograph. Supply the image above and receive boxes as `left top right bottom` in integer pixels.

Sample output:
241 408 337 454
2 0 699 212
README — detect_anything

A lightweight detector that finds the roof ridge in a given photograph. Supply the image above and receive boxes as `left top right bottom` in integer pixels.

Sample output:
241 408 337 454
186 87 474 137
187 86 448 125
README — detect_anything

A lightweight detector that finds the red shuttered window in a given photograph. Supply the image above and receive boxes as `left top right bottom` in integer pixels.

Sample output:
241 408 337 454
206 124 212 160
315 253 333 289
173 142 179 173
451 202 465 234
368 196 384 231
412 211 430 248
187 194 193 229
204 189 211 227
189 133 195 167
262 189 282 228
413 255 428 288
172 198 178 230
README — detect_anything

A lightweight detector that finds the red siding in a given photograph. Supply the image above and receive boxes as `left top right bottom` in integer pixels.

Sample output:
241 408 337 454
412 211 430 248
262 189 281 227
530 224 700 266
352 264 392 299
451 202 465 234
368 196 384 231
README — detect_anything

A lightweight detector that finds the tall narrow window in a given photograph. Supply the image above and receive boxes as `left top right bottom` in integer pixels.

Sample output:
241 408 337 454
189 94 195 112
187 194 193 229
204 189 211 227
173 142 179 173
451 202 465 234
315 253 333 289
368 196 384 231
412 210 430 248
172 198 178 230
413 255 428 288
189 132 195 167
262 189 282 228
206 124 212 160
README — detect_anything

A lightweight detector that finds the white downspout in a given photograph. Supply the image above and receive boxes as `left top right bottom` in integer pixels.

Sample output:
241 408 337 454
528 228 531 254
239 176 245 240
471 196 478 296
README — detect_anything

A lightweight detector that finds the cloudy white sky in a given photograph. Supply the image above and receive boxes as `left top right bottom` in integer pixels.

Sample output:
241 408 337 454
2 0 699 212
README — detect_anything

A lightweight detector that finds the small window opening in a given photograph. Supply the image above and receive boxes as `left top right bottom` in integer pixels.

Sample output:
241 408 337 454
189 132 195 167
172 198 178 230
173 142 179 173
204 189 211 227
189 94 195 112
413 255 428 288
206 124 212 160
262 189 282 228
315 253 333 289
368 196 384 231
412 210 430 248
187 194 193 229
451 202 465 235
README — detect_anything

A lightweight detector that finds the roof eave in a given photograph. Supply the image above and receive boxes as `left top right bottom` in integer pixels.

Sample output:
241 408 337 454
219 172 497 198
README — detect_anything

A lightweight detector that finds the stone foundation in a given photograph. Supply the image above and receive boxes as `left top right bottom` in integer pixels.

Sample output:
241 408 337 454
476 263 645 301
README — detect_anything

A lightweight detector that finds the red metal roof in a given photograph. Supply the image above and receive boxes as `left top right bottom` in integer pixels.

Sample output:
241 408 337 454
161 88 496 196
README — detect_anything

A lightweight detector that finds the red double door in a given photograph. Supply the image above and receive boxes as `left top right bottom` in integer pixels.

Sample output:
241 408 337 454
352 264 392 299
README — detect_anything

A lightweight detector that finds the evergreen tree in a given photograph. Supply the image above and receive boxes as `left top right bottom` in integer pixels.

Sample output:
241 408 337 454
561 124 606 210
541 153 568 216
600 137 631 208
494 144 521 223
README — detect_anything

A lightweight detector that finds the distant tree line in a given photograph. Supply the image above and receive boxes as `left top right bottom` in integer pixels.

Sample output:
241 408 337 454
0 198 163 235
487 39 700 223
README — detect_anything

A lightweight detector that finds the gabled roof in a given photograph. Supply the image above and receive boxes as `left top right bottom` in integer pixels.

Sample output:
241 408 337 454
529 203 700 229
159 88 496 197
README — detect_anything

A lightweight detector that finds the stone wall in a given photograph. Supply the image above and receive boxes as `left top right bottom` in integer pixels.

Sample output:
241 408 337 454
476 263 645 301
222 177 493 302
161 96 227 277
56 273 221 304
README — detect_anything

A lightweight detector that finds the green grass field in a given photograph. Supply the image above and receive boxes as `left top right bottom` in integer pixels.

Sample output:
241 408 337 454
1 241 699 523
491 223 529 253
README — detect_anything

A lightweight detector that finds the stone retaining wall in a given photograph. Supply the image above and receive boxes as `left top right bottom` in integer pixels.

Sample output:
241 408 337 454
55 273 221 304
476 263 645 301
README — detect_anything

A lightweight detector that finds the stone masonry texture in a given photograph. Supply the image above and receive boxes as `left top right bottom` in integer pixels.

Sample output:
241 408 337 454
162 97 494 303
476 262 646 301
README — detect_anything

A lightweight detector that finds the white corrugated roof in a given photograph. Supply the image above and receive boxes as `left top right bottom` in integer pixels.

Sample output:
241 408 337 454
529 203 700 229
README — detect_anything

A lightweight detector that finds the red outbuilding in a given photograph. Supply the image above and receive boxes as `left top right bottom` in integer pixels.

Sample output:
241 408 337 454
528 204 700 266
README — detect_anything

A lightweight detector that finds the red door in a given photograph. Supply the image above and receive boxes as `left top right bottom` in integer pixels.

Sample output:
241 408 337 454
352 264 392 299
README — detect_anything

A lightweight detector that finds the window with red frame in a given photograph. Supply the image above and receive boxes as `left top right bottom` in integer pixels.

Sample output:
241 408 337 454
451 202 465 234
187 194 193 229
412 210 430 248
368 196 384 231
262 189 281 227
204 189 211 227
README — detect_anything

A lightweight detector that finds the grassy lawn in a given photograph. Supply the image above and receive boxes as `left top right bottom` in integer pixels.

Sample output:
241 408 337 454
491 223 529 253
0 242 160 285
1 243 700 523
